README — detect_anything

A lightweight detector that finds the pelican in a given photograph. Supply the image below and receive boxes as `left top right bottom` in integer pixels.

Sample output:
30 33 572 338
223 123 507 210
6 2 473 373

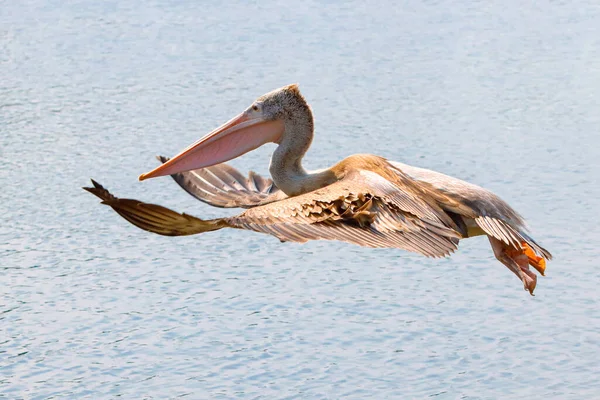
85 84 551 294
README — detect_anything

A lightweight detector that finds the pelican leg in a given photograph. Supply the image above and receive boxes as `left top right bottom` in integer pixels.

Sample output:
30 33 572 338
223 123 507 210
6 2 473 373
489 237 537 295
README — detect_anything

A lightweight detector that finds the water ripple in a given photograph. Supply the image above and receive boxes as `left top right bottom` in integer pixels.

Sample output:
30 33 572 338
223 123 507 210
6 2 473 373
2 0 600 398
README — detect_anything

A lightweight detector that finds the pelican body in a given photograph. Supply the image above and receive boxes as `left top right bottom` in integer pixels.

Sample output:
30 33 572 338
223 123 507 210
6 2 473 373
85 84 551 294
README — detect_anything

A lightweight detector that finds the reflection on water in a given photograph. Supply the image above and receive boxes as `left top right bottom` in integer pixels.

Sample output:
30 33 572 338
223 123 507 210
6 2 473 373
2 1 600 398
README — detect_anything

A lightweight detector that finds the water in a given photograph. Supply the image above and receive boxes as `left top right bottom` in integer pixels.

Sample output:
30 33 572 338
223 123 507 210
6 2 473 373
2 1 600 398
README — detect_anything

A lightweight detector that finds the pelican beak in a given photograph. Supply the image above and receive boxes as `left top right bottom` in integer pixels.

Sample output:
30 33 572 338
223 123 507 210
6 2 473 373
139 112 284 181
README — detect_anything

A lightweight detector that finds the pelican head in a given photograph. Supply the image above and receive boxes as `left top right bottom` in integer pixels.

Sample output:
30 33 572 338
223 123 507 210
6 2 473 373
139 84 310 181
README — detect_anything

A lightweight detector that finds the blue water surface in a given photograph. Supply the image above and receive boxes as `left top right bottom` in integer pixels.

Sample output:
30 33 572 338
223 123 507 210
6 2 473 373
2 1 600 398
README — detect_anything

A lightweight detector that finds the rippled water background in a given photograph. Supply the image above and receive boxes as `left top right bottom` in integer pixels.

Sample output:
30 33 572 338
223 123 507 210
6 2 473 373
2 1 600 398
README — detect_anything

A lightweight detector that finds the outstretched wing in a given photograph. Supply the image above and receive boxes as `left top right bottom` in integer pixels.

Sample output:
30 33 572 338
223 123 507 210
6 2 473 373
83 180 228 236
230 169 462 257
83 169 462 257
157 156 287 208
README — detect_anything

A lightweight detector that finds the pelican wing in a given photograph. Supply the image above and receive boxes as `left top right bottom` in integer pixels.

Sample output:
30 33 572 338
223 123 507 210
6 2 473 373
231 170 462 257
84 171 462 257
157 156 287 208
83 180 227 236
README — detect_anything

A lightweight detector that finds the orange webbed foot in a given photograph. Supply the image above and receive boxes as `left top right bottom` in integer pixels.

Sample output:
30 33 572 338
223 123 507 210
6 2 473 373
521 242 546 276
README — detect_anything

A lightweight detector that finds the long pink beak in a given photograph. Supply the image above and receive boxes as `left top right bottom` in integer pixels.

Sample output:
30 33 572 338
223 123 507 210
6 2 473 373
139 113 284 181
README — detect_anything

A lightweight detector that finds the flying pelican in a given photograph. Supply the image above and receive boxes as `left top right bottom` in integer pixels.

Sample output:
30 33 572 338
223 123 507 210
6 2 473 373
84 84 551 294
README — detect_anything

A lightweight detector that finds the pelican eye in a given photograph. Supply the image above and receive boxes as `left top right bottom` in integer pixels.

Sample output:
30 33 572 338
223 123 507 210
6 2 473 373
252 104 259 111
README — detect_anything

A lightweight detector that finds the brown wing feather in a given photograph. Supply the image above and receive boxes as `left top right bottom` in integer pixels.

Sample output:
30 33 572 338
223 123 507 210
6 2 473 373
83 176 458 256
83 180 228 236
157 156 287 208
229 170 462 257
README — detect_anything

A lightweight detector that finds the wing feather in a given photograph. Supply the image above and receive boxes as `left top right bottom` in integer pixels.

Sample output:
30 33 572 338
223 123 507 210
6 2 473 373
228 170 461 257
157 156 287 208
475 216 552 259
83 180 228 236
